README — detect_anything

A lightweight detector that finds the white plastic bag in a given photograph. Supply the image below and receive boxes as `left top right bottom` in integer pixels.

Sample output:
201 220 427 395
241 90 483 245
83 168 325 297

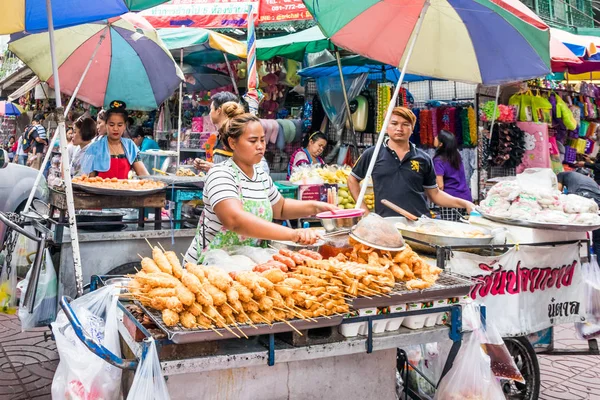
17 249 57 331
229 246 276 265
51 285 122 400
575 255 600 339
434 333 505 400
126 338 170 400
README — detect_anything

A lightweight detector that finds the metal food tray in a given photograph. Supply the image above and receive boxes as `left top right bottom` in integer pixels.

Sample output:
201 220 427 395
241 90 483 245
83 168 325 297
72 182 167 196
349 271 475 309
478 210 600 232
385 216 493 253
140 175 205 188
136 302 343 344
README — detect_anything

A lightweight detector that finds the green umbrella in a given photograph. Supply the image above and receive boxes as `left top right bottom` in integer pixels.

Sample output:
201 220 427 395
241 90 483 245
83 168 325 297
256 26 334 61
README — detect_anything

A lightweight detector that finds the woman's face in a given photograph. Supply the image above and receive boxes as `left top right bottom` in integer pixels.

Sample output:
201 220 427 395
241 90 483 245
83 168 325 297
434 137 440 148
107 115 126 141
209 102 223 127
66 129 74 142
8 137 14 144
307 138 327 158
97 118 107 136
72 127 83 146
230 121 265 166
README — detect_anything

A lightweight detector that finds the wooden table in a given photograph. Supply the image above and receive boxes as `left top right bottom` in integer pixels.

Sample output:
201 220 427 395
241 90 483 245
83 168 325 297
49 188 167 237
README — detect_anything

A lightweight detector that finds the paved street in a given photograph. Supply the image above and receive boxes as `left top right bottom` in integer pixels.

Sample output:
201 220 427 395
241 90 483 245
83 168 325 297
0 312 599 399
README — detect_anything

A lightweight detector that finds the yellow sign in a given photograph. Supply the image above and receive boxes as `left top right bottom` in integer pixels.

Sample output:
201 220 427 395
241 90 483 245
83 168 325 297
410 160 420 172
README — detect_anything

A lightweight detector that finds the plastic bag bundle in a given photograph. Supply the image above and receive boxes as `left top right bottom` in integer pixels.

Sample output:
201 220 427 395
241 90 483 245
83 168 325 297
228 246 277 265
17 249 57 331
462 301 524 383
201 248 257 272
51 285 122 400
126 338 170 400
575 256 600 340
561 194 599 214
434 333 505 400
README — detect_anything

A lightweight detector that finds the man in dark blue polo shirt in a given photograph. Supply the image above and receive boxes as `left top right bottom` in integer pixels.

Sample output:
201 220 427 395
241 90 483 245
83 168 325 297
348 106 475 218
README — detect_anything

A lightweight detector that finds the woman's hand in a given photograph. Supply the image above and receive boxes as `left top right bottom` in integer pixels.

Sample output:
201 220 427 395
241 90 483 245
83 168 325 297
576 161 585 167
313 201 339 214
193 158 214 172
464 201 476 214
291 228 321 245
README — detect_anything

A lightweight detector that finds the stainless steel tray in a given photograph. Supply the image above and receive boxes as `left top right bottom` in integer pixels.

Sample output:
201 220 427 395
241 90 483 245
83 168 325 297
385 216 493 253
349 271 476 309
136 302 343 344
73 182 167 196
141 175 205 188
478 210 600 232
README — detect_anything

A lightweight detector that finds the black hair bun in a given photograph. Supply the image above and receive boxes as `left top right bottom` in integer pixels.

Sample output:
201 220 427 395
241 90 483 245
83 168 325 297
108 100 127 110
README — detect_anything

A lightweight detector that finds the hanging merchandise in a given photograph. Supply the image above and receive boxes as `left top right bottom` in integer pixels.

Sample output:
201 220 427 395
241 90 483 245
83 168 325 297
345 94 369 132
516 122 551 173
376 83 392 132
489 123 526 168
419 109 433 147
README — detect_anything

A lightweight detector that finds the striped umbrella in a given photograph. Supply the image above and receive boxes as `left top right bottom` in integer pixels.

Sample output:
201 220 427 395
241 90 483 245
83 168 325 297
304 0 552 207
0 0 167 34
304 0 551 85
0 101 24 116
243 5 263 115
8 13 184 111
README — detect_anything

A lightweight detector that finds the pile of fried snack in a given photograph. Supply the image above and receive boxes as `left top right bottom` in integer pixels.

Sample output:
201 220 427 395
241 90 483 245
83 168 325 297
73 175 165 190
127 243 441 334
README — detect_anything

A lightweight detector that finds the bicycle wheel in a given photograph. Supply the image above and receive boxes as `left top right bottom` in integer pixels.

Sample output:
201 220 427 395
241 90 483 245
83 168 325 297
501 336 540 400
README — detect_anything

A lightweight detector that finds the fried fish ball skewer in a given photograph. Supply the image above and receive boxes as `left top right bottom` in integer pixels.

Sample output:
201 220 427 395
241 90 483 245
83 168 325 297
261 269 286 284
165 251 184 279
232 282 253 302
175 284 195 306
150 296 184 313
180 311 197 329
204 267 233 291
202 283 227 306
152 247 173 275
147 287 177 297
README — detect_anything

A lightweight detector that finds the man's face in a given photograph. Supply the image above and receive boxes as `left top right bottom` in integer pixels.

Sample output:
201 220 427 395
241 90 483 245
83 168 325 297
386 114 413 143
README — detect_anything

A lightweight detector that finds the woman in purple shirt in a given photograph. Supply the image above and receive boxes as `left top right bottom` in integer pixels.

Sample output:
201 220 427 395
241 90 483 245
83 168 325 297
433 130 472 220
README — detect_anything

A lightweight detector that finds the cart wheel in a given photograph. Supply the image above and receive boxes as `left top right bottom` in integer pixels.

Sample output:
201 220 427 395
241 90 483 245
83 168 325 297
106 262 141 276
501 336 540 400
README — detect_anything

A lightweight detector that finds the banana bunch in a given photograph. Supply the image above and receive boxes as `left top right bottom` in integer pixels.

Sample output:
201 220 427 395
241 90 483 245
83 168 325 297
316 166 352 185
364 192 375 211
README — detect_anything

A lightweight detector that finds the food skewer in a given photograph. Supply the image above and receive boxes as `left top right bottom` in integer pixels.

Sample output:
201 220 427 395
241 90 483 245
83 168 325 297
279 319 303 336
227 316 249 339
144 237 153 250
223 302 239 314
158 242 167 252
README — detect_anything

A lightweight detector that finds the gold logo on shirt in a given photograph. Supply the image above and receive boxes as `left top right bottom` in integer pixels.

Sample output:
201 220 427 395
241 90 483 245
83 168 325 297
410 160 420 172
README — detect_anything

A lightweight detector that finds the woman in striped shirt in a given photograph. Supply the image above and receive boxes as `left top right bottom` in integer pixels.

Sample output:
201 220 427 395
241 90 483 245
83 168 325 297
184 102 336 264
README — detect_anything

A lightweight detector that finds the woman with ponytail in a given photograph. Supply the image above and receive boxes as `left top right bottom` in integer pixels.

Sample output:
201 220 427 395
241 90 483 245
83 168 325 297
184 102 337 264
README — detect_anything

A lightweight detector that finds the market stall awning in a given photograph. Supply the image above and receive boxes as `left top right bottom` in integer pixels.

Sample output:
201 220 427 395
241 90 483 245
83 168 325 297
256 26 334 61
159 28 247 65
550 36 583 72
7 75 40 102
298 55 435 82
550 28 598 58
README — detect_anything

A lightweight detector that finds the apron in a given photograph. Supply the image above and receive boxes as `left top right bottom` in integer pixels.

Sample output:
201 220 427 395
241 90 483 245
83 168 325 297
98 155 130 180
196 159 273 262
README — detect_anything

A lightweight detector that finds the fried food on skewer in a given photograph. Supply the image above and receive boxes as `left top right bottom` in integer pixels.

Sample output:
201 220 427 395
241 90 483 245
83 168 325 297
226 287 239 303
185 264 206 281
141 257 161 273
136 272 180 288
232 282 253 302
180 311 197 329
202 283 227 306
258 296 274 311
165 251 183 279
147 287 177 297
152 246 173 275
162 309 179 327
175 284 195 306
188 302 204 317
261 268 286 284
181 271 203 294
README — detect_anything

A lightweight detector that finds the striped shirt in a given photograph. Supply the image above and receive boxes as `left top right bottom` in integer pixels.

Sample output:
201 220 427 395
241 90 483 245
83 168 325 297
184 160 281 263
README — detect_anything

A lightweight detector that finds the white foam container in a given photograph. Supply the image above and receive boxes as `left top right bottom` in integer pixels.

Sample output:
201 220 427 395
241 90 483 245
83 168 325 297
357 307 380 335
435 299 449 325
385 304 407 332
339 322 362 337
402 303 426 330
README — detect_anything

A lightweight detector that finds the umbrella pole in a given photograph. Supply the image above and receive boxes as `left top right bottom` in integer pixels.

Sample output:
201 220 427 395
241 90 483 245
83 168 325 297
45 0 84 297
488 85 501 138
223 54 239 96
335 49 360 162
355 1 430 208
24 27 108 213
177 48 183 167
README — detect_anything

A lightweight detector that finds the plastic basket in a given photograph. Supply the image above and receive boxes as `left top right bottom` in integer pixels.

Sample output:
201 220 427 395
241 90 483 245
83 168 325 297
274 181 298 199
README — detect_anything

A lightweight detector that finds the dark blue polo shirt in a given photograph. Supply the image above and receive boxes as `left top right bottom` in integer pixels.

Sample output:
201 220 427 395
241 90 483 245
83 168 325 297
351 139 437 218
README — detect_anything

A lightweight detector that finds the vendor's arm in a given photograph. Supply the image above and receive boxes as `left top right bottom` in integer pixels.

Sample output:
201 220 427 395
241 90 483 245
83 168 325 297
436 176 444 191
214 199 319 244
347 149 374 213
132 160 149 177
272 198 337 220
426 187 475 212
